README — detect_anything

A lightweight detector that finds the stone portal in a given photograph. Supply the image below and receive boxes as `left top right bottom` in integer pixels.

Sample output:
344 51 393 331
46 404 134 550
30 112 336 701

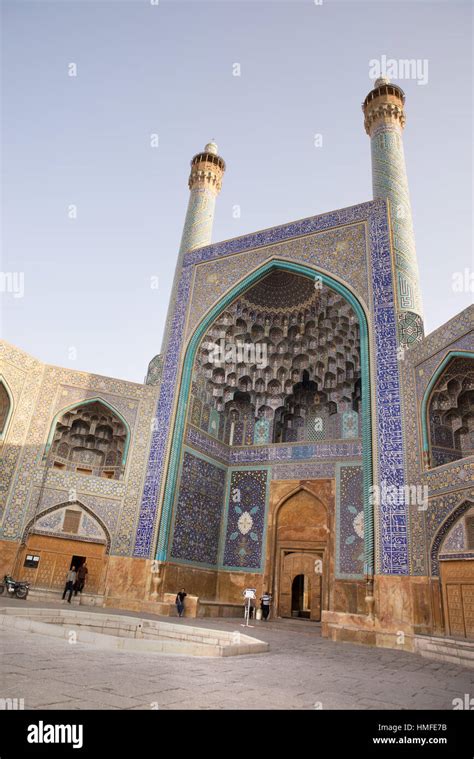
267 482 332 621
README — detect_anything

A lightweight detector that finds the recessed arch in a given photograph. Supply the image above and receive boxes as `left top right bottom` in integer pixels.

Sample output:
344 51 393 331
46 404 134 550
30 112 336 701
22 500 112 554
273 483 329 521
0 375 14 441
430 499 474 577
44 397 131 470
421 350 474 468
270 483 330 571
272 486 330 621
154 259 373 574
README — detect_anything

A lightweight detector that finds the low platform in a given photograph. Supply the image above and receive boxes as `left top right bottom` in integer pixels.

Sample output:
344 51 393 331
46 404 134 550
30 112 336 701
0 606 269 657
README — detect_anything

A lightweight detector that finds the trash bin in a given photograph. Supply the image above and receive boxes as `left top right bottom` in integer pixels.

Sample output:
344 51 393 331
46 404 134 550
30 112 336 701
256 608 262 621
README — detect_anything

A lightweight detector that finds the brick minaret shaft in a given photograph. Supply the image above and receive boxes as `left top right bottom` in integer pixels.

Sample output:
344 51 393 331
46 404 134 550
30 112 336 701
363 77 424 346
160 142 226 358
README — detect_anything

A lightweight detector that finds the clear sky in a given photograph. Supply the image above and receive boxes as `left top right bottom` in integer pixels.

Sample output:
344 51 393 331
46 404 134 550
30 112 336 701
2 0 472 383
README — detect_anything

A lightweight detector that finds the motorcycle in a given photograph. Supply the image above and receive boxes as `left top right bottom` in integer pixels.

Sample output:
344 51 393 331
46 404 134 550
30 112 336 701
0 575 30 600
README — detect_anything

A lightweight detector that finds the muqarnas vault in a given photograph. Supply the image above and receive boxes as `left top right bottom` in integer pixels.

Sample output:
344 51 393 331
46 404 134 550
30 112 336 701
1 77 473 648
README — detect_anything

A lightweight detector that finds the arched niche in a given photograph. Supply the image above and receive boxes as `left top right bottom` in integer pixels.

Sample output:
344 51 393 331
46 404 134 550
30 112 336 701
422 353 474 469
23 500 112 553
430 500 474 577
45 398 131 480
188 271 362 447
276 487 329 545
155 259 373 578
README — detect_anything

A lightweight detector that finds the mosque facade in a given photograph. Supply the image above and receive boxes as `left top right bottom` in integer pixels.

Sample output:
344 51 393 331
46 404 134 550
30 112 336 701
1 79 473 648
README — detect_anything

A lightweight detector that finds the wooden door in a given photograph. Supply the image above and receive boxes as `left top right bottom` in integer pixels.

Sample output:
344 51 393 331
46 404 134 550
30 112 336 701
278 551 323 621
18 534 107 594
440 559 474 639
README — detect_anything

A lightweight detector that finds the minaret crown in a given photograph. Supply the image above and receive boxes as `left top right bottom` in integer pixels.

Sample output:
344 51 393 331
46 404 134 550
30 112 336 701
362 79 406 135
188 142 226 193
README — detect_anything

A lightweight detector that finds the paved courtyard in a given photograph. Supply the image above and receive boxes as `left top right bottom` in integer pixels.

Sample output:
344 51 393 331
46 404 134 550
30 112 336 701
1 598 472 710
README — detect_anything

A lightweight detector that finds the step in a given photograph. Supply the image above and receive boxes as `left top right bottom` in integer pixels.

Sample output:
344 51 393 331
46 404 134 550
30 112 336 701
415 634 474 668
420 641 474 657
26 588 105 607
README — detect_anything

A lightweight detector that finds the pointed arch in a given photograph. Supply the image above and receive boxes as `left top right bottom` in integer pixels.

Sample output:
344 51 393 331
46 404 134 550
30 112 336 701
270 484 330 571
154 259 374 574
22 499 112 553
421 350 474 468
273 483 329 520
430 499 474 576
44 396 131 467
0 375 14 441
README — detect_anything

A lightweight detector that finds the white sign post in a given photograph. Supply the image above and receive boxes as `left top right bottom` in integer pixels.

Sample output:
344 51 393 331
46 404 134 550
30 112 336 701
242 588 256 628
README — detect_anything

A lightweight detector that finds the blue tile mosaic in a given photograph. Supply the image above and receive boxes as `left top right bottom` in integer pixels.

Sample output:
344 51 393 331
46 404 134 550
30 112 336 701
222 469 268 570
336 464 364 579
170 450 226 566
136 199 409 574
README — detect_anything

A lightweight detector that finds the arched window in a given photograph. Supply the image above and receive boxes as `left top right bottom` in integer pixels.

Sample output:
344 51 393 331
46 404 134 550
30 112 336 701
48 400 129 480
428 356 474 468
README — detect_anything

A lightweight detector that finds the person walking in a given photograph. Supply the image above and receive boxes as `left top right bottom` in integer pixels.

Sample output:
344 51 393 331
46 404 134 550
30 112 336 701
260 591 272 621
62 567 77 603
175 588 187 618
74 561 88 595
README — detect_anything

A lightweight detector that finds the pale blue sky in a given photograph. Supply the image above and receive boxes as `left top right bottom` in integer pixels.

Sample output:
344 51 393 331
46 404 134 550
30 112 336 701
2 0 472 382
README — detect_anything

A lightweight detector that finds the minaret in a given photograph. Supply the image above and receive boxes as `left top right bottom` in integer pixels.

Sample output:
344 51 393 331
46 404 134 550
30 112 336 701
363 77 424 347
161 141 225 353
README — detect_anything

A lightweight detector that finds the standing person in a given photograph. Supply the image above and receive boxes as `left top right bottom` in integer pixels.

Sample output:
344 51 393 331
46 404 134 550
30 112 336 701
62 566 77 603
175 588 187 618
260 591 272 621
74 561 88 596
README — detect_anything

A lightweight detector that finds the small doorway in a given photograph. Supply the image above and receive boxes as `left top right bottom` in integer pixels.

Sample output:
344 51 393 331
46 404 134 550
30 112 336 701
278 551 322 621
291 574 311 618
70 555 86 571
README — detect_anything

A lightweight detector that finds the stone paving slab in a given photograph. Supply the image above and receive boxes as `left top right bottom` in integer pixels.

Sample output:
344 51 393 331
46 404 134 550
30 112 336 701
1 597 473 710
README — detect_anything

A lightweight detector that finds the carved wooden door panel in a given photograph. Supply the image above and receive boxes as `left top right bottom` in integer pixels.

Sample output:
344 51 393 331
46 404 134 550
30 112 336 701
445 584 465 637
462 584 474 638
279 552 297 618
18 535 107 594
441 560 474 639
84 557 105 594
310 570 322 622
